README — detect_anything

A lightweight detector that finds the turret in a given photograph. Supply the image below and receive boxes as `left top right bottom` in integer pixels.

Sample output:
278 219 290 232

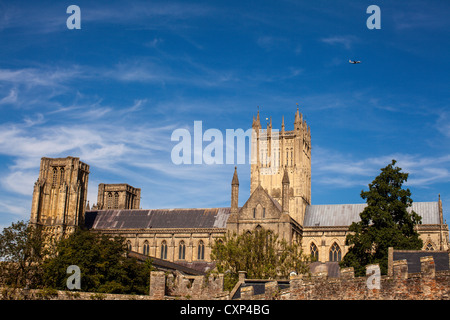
294 107 302 131
252 108 261 130
231 167 239 214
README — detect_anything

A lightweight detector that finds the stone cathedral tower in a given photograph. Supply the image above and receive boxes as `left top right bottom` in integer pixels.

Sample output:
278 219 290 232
250 108 311 225
30 156 89 237
96 183 141 210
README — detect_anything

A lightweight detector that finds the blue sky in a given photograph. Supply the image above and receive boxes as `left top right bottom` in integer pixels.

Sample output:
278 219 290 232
0 0 449 230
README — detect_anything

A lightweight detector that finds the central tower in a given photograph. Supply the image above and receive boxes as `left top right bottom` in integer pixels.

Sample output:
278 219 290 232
250 108 311 225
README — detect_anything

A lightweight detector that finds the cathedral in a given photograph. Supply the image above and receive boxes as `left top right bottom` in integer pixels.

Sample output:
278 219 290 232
29 109 449 272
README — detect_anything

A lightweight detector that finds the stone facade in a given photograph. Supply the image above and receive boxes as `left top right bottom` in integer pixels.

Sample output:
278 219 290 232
92 226 226 269
30 156 89 238
95 183 141 210
227 168 302 243
301 200 449 264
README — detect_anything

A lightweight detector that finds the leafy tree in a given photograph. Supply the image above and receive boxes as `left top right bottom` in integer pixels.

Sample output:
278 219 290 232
211 228 310 291
0 220 52 288
340 160 423 276
42 228 152 294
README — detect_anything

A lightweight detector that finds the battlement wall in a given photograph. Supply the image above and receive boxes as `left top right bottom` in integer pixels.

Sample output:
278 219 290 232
149 255 450 300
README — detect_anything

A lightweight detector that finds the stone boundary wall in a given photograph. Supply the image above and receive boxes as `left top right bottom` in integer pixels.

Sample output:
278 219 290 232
3 256 448 300
149 255 449 300
0 287 152 300
150 270 229 300
288 256 450 300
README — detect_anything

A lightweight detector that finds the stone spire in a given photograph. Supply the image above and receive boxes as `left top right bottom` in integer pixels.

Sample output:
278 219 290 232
232 166 239 186
294 106 302 131
252 107 261 129
231 167 239 214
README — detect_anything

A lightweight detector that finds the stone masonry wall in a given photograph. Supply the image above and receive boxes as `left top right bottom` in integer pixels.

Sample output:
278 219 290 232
3 255 448 300
149 255 449 300
149 270 229 300
288 256 449 300
0 287 152 300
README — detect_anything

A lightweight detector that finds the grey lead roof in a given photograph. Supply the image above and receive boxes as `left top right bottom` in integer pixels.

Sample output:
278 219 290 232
85 207 231 230
303 201 441 227
85 202 441 230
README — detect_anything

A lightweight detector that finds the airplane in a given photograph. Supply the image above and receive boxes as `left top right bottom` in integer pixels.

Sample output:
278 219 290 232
349 59 361 64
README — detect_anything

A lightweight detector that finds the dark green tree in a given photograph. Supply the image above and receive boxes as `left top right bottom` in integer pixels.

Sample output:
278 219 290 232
42 228 152 294
340 160 423 276
0 220 51 288
211 228 310 291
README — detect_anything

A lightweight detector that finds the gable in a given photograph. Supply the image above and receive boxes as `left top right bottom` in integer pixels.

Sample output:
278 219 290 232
238 185 282 220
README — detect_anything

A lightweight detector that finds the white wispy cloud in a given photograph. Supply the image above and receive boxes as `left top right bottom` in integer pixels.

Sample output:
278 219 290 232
313 146 450 189
0 199 30 218
0 1 215 35
436 110 450 138
393 8 450 31
0 88 18 105
0 67 83 88
256 36 289 50
320 35 358 50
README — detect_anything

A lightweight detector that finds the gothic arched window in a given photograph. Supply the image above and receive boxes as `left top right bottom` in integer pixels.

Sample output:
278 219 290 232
178 241 186 260
197 241 205 260
310 242 319 261
329 242 341 262
126 240 132 252
107 192 113 209
60 168 65 185
143 241 149 256
278 149 280 167
52 167 58 187
114 192 119 209
425 242 435 251
160 241 168 260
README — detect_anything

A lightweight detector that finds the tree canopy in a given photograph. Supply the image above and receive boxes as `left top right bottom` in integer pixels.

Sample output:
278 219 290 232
340 160 423 276
0 221 152 295
0 221 50 288
42 228 152 294
211 228 310 291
